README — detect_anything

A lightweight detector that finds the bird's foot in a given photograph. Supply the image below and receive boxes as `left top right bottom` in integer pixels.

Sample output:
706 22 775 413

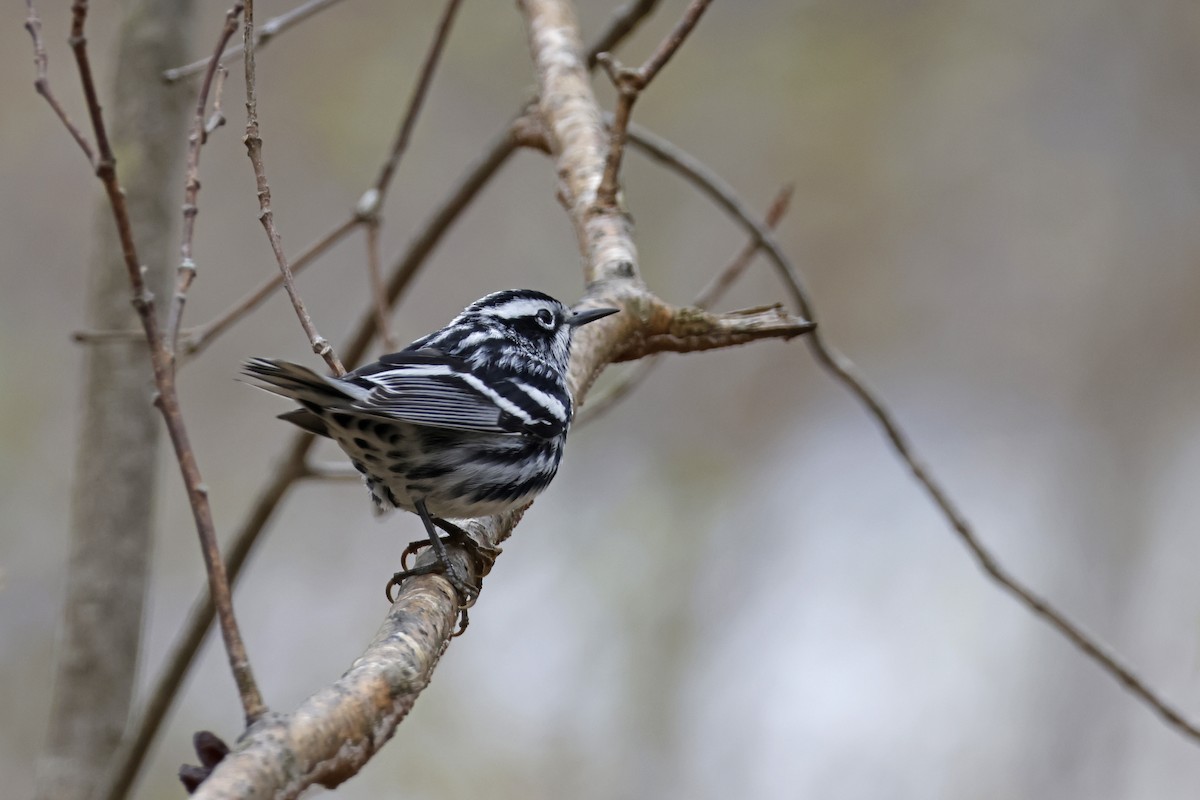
386 542 484 637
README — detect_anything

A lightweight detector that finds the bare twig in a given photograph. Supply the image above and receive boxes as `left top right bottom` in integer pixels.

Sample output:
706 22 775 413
585 0 662 69
579 184 793 426
355 0 464 352
368 0 463 203
24 1 94 164
625 121 1200 745
204 66 229 135
363 219 397 350
184 217 358 358
33 0 266 726
242 0 344 374
694 184 794 309
166 2 244 352
69 214 354 355
594 0 711 207
164 0 348 83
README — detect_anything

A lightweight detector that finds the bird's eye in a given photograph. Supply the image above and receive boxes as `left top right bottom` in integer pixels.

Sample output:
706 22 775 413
535 309 556 329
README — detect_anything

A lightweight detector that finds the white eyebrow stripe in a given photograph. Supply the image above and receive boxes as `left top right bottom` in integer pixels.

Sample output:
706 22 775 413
486 298 554 319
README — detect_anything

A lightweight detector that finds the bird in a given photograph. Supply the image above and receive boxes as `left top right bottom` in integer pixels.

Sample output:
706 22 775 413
242 289 618 627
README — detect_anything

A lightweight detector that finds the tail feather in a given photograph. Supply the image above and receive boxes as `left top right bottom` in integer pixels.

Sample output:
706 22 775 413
241 358 361 407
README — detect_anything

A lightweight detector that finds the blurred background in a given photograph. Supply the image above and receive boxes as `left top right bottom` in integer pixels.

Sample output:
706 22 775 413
4 0 1200 797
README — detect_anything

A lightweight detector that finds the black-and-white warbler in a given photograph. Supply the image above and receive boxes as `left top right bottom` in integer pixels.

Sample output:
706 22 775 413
243 289 618 618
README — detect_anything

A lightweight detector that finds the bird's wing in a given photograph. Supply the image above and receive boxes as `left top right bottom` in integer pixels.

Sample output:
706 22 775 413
349 352 568 438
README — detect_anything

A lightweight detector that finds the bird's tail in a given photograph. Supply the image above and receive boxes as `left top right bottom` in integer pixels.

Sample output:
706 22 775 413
241 358 362 406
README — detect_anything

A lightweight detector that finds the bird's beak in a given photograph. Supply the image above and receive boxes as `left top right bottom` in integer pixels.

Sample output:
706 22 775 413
568 306 620 327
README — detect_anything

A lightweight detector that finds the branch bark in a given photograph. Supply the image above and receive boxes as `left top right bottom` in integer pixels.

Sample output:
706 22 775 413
35 2 196 799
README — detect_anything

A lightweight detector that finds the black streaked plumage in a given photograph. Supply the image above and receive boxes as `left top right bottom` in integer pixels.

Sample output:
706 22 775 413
242 289 618 618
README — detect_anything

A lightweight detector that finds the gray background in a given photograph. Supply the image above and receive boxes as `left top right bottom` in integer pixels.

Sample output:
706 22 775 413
3 1 1200 797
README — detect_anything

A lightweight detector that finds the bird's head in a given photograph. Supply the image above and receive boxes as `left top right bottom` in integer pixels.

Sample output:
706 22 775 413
452 289 619 374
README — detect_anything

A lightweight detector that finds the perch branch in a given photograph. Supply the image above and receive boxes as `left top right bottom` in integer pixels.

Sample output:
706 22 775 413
624 121 1200 745
31 0 265 725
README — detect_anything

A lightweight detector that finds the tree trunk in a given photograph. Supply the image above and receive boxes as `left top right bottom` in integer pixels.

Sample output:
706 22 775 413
35 3 195 799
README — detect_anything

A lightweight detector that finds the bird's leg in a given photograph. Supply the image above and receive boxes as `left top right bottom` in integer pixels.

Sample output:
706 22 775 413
386 498 477 634
398 518 499 574
433 518 500 574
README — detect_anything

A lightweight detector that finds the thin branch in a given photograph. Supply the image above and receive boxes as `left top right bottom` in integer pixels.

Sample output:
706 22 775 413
163 0 347 83
585 0 662 69
184 217 358 358
363 219 397 350
368 0 464 203
33 0 266 725
579 183 793 426
624 121 1200 745
355 0 464 352
241 0 344 374
24 0 94 164
204 65 229 135
693 184 794 309
594 0 711 207
166 2 244 352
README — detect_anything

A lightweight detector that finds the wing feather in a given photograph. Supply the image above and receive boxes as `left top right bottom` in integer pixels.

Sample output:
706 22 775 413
348 349 569 438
